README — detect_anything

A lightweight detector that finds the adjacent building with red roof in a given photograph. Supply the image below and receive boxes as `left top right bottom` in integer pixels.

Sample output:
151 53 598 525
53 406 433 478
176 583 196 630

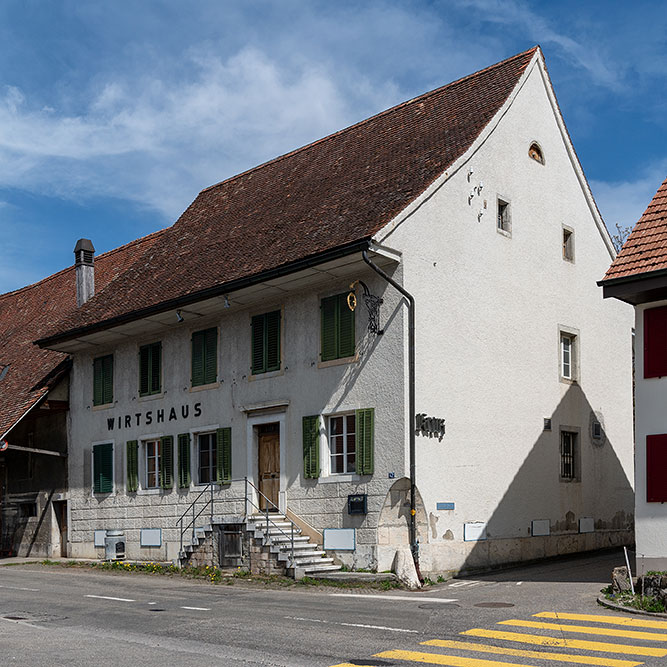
12 47 635 575
600 176 667 574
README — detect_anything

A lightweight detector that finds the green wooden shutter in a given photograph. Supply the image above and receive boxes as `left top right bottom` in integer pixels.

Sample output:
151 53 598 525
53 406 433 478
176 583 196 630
126 440 138 492
321 296 338 361
139 346 150 396
102 355 113 404
204 328 218 385
338 294 355 358
251 314 266 374
266 310 281 371
356 408 374 475
303 415 320 479
177 433 191 488
191 331 205 386
160 435 174 489
216 427 232 483
93 443 113 494
150 342 161 394
93 357 104 406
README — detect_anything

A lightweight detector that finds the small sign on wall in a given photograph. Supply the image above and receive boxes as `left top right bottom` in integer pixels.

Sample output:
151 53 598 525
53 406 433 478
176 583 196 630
436 502 455 511
531 519 551 537
463 522 486 542
141 528 162 547
323 528 356 551
579 517 595 534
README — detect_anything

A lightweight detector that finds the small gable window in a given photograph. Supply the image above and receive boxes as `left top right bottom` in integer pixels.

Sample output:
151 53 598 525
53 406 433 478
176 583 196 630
529 142 544 164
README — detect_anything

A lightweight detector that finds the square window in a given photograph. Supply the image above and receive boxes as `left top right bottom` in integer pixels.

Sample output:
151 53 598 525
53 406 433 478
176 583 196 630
497 199 511 234
198 432 217 484
93 355 113 406
321 293 355 361
560 431 577 481
329 414 356 474
563 227 574 261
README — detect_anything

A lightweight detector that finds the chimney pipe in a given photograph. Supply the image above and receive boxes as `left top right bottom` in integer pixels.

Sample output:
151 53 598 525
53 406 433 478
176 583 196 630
74 238 95 307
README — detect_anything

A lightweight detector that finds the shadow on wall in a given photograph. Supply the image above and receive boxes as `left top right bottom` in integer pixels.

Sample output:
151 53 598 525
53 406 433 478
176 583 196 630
446 383 634 581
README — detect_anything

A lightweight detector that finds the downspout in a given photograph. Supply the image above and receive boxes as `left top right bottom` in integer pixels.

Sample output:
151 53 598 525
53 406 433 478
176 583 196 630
362 250 420 575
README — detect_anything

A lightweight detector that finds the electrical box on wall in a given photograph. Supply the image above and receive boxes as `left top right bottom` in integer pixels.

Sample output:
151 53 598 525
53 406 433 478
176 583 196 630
347 494 367 515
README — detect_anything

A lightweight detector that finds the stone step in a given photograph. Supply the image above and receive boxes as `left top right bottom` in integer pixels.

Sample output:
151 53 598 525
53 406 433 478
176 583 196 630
267 534 310 545
291 556 334 566
303 563 342 573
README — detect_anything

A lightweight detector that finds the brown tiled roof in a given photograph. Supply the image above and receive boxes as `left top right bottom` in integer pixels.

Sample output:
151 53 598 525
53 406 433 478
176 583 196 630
0 231 165 439
603 177 667 281
40 47 538 344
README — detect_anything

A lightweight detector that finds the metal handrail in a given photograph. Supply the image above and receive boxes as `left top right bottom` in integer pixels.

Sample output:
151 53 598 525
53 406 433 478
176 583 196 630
177 477 300 568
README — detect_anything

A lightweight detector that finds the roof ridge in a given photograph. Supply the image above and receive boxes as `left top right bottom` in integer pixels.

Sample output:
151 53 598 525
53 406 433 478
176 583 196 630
0 227 168 302
199 46 539 196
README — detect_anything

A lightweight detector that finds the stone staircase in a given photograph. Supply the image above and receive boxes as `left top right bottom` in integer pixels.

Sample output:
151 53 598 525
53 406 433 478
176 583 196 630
178 512 341 579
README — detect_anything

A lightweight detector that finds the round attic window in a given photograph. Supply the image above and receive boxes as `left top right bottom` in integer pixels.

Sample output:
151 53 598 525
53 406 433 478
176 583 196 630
529 142 545 164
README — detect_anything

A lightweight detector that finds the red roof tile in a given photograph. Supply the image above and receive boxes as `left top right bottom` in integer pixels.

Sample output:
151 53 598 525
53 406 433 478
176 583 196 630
603 177 667 281
39 47 537 345
0 231 165 439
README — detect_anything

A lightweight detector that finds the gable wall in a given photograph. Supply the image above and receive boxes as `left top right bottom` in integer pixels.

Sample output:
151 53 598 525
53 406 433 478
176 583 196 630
379 61 634 572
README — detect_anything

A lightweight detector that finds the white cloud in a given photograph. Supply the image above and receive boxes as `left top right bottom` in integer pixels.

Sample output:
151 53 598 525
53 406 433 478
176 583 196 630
0 47 397 221
591 163 667 233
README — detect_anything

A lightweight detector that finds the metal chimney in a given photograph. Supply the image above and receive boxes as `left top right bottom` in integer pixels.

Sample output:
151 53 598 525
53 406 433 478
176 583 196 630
74 238 95 307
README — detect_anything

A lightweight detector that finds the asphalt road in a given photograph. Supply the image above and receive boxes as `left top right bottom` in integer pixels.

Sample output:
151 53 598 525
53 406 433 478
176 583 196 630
1 549 665 667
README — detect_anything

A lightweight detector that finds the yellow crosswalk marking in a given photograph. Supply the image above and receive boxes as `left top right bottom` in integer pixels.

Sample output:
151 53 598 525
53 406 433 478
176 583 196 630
462 628 667 657
375 650 541 666
329 664 362 667
535 611 667 630
499 619 667 642
421 638 642 667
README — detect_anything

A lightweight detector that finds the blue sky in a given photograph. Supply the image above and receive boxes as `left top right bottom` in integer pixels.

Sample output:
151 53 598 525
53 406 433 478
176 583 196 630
0 0 665 293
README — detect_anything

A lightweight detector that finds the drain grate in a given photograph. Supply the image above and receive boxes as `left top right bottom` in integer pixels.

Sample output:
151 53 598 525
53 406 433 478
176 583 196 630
474 602 515 608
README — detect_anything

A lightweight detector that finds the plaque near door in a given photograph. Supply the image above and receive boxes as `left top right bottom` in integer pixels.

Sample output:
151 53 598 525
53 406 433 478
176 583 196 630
258 424 280 510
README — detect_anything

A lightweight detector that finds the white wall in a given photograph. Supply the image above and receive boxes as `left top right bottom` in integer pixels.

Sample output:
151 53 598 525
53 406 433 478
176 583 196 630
378 58 635 572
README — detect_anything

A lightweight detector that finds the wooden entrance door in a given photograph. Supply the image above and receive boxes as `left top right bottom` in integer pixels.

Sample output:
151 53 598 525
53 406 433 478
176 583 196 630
258 425 280 510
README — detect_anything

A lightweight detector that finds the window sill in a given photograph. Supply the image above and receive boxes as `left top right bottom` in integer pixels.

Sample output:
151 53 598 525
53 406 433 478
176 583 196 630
249 368 284 382
559 377 578 385
138 392 164 403
496 227 512 238
136 488 163 496
319 474 363 484
318 354 358 369
189 382 220 393
92 403 114 411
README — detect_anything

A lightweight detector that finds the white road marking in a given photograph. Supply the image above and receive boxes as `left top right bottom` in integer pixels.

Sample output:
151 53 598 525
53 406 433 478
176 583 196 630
449 580 483 588
516 581 523 585
181 606 211 611
148 602 157 605
285 615 418 633
85 594 135 602
0 584 39 592
329 593 457 603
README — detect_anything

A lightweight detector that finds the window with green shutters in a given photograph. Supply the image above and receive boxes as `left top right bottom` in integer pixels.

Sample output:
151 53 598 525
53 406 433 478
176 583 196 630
126 440 138 492
320 293 355 361
303 415 320 479
139 342 162 396
93 442 113 494
251 310 281 374
191 328 217 387
326 408 374 476
93 355 113 406
177 433 191 488
216 427 232 483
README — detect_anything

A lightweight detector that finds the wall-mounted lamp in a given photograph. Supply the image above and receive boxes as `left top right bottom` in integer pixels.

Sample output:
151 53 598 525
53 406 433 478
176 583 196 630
176 310 184 323
467 166 474 181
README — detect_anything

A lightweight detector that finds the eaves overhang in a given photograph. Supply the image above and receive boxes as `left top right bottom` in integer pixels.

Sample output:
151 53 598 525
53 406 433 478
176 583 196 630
599 267 667 305
37 237 374 350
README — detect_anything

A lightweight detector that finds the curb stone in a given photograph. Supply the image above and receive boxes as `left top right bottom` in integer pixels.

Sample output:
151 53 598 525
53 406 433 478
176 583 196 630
597 595 667 619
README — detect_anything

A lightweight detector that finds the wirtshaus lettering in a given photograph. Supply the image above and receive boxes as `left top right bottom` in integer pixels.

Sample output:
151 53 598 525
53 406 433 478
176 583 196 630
106 403 203 431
